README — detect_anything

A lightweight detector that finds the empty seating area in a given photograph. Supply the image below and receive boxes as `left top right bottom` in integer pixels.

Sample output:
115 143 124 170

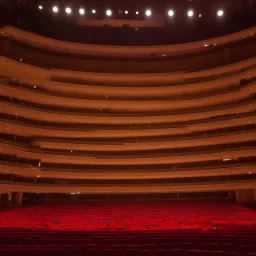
0 201 255 231
0 18 256 256
0 228 256 256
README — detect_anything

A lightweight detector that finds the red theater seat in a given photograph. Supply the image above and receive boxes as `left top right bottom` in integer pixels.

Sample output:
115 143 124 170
196 244 207 250
10 249 26 256
170 249 184 256
183 244 195 250
65 249 81 256
210 252 226 256
154 250 169 256
141 250 153 256
208 244 221 251
81 249 97 256
185 250 203 256
143 244 156 250
48 249 65 256
98 249 115 256
236 245 248 255
20 238 33 245
222 244 234 252
34 239 51 245
170 244 183 250
27 249 47 256
250 246 256 253
157 244 169 250
115 249 125 256
2 238 19 245
0 249 10 256
226 253 241 256
126 249 141 256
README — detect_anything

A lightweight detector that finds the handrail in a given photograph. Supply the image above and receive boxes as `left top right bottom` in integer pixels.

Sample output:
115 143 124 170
1 101 255 125
1 142 255 165
0 180 255 193
1 116 255 139
0 163 255 179
1 26 256 58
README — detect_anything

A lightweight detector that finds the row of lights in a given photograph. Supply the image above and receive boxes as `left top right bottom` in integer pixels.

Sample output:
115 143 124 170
39 5 224 17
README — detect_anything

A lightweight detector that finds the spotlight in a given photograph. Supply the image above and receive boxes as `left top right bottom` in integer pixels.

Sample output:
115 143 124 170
125 10 128 14
106 9 112 16
217 9 224 16
136 11 139 15
187 10 194 17
39 5 43 10
145 9 152 17
65 7 72 14
199 14 202 18
92 9 96 14
79 8 85 15
52 6 58 13
168 9 174 17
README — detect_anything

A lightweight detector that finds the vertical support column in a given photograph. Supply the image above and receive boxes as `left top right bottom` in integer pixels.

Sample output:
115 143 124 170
11 192 23 207
235 189 256 204
228 190 236 201
221 48 232 66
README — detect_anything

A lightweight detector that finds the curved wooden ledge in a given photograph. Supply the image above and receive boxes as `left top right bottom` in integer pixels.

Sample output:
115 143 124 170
1 116 255 139
2 57 256 86
1 142 255 165
0 57 50 80
0 180 255 194
0 163 255 180
4 68 256 101
1 102 255 125
1 26 256 58
1 82 255 113
31 131 256 152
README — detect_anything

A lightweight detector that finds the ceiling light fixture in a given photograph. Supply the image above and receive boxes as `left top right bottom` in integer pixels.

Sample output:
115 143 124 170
52 6 59 13
65 7 72 14
106 9 112 16
79 8 85 15
168 10 174 17
217 9 224 17
145 9 152 17
188 10 194 17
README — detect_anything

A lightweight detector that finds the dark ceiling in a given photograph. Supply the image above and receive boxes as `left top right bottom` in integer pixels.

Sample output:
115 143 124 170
0 0 256 45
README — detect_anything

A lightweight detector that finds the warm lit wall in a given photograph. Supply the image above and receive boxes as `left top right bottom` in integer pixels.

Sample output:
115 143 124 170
0 27 255 195
0 26 256 73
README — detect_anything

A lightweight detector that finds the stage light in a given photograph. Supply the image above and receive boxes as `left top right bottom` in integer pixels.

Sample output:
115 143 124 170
65 7 72 14
136 11 139 15
187 10 194 17
92 9 96 14
168 9 174 17
125 10 128 14
106 9 112 16
52 6 58 13
79 8 85 15
217 9 224 16
199 14 202 18
145 9 152 17
39 5 43 10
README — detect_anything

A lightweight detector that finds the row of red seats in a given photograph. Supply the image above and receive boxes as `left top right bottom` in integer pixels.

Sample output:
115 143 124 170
0 243 255 253
1 237 255 245
1 201 255 231
0 248 256 256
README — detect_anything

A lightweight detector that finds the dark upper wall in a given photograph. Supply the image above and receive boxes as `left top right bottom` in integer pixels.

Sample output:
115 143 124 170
1 0 256 46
